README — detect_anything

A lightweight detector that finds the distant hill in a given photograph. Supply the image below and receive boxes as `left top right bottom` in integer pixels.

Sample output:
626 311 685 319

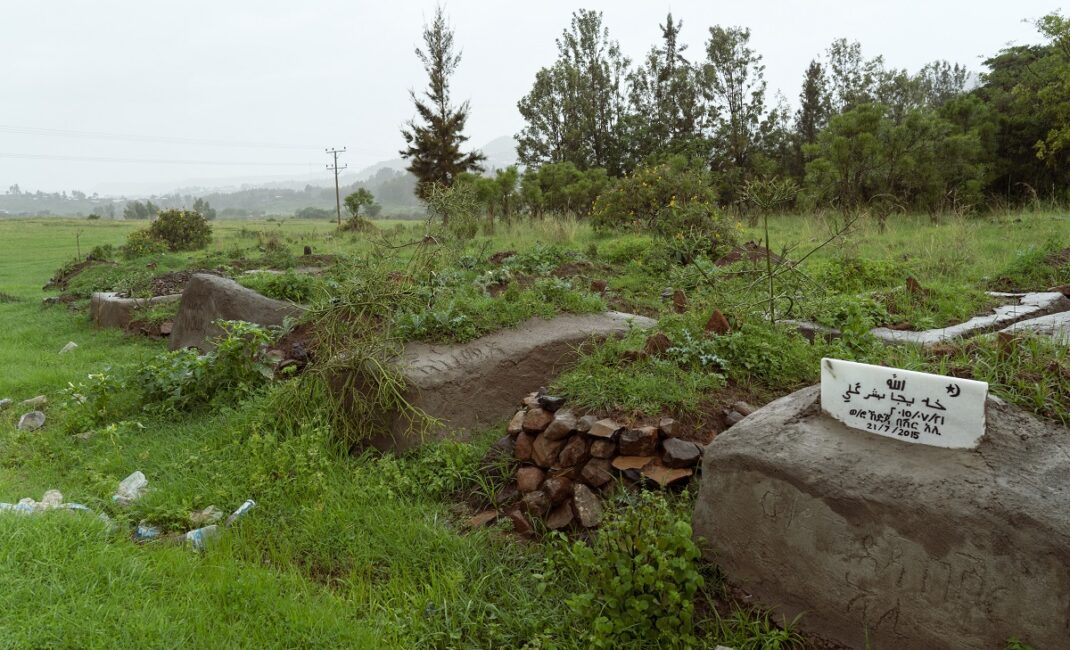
349 135 518 182
1 136 519 218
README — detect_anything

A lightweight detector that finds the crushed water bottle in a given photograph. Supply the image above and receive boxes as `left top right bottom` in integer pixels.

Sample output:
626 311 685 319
224 499 256 526
113 471 148 506
134 521 161 542
185 524 219 551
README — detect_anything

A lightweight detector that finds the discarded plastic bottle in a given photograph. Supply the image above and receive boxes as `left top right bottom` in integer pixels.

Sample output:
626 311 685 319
185 524 219 551
224 499 256 526
134 521 161 542
113 471 148 506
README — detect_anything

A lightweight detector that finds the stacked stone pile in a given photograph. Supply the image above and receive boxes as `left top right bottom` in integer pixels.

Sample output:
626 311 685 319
476 390 704 534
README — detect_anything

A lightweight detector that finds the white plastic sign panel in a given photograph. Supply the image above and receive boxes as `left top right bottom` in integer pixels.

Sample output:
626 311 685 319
820 358 988 449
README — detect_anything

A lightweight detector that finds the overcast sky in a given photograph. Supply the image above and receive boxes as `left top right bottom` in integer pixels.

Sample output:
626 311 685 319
0 0 1059 196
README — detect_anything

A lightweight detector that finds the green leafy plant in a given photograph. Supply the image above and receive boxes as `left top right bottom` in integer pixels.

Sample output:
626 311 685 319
60 370 127 433
147 209 213 251
120 229 168 260
239 270 321 303
135 320 274 413
556 491 704 648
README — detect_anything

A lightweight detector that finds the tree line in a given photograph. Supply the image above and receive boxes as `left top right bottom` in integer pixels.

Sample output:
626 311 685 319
401 8 1070 219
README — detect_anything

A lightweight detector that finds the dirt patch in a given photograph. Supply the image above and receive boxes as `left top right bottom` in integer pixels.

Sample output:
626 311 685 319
489 250 516 265
298 254 337 268
714 241 788 267
144 270 224 297
270 321 318 372
551 260 594 278
44 259 114 290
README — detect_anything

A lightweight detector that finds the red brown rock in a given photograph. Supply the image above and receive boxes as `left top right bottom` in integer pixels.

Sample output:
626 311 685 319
514 432 535 461
506 410 525 436
658 417 678 438
521 490 551 517
522 407 555 433
590 279 608 294
619 426 658 456
159 321 173 336
588 418 623 439
466 510 499 528
546 502 575 529
589 439 617 458
1049 284 1070 297
612 455 655 471
542 410 577 440
662 437 701 468
542 476 574 504
557 435 590 468
516 466 546 493
532 433 566 468
704 308 731 335
576 414 599 433
580 458 614 487
506 508 534 537
641 460 693 487
573 484 603 527
522 392 539 409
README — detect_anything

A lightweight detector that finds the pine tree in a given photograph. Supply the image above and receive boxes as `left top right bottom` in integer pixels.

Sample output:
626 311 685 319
792 59 831 178
400 6 485 198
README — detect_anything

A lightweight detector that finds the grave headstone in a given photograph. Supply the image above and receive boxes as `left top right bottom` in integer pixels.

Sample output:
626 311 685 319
820 357 988 449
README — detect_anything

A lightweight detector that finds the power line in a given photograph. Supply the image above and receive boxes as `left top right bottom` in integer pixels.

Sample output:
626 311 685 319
0 125 312 150
0 124 389 155
326 147 347 226
0 152 319 167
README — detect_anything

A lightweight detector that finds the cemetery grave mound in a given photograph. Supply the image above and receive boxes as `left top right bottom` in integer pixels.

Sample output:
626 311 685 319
693 358 1070 650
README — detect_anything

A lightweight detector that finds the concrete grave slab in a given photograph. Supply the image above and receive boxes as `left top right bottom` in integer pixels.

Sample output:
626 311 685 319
999 310 1070 344
345 311 655 452
870 291 1070 347
90 292 181 330
693 384 1070 650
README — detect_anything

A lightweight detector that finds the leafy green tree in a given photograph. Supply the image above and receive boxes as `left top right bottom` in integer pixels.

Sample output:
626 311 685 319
343 188 375 218
1033 12 1070 175
516 10 631 175
826 38 885 112
191 197 217 220
493 166 520 220
122 200 159 220
400 6 485 198
519 162 609 216
701 25 776 202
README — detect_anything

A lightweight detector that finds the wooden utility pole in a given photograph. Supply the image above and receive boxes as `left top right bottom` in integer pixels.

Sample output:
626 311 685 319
325 147 347 226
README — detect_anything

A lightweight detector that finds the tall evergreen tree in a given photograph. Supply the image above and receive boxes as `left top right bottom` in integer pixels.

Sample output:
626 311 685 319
792 59 832 178
400 6 484 198
626 12 705 165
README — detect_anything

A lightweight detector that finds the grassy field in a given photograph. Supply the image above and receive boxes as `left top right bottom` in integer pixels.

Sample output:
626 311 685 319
0 211 1066 648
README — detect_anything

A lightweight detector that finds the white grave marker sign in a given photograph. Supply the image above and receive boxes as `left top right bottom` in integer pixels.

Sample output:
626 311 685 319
820 358 988 449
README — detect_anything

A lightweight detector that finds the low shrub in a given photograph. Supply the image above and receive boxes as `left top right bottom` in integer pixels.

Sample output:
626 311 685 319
590 159 734 256
239 270 320 303
136 321 274 414
147 209 213 251
121 229 167 260
554 491 704 648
